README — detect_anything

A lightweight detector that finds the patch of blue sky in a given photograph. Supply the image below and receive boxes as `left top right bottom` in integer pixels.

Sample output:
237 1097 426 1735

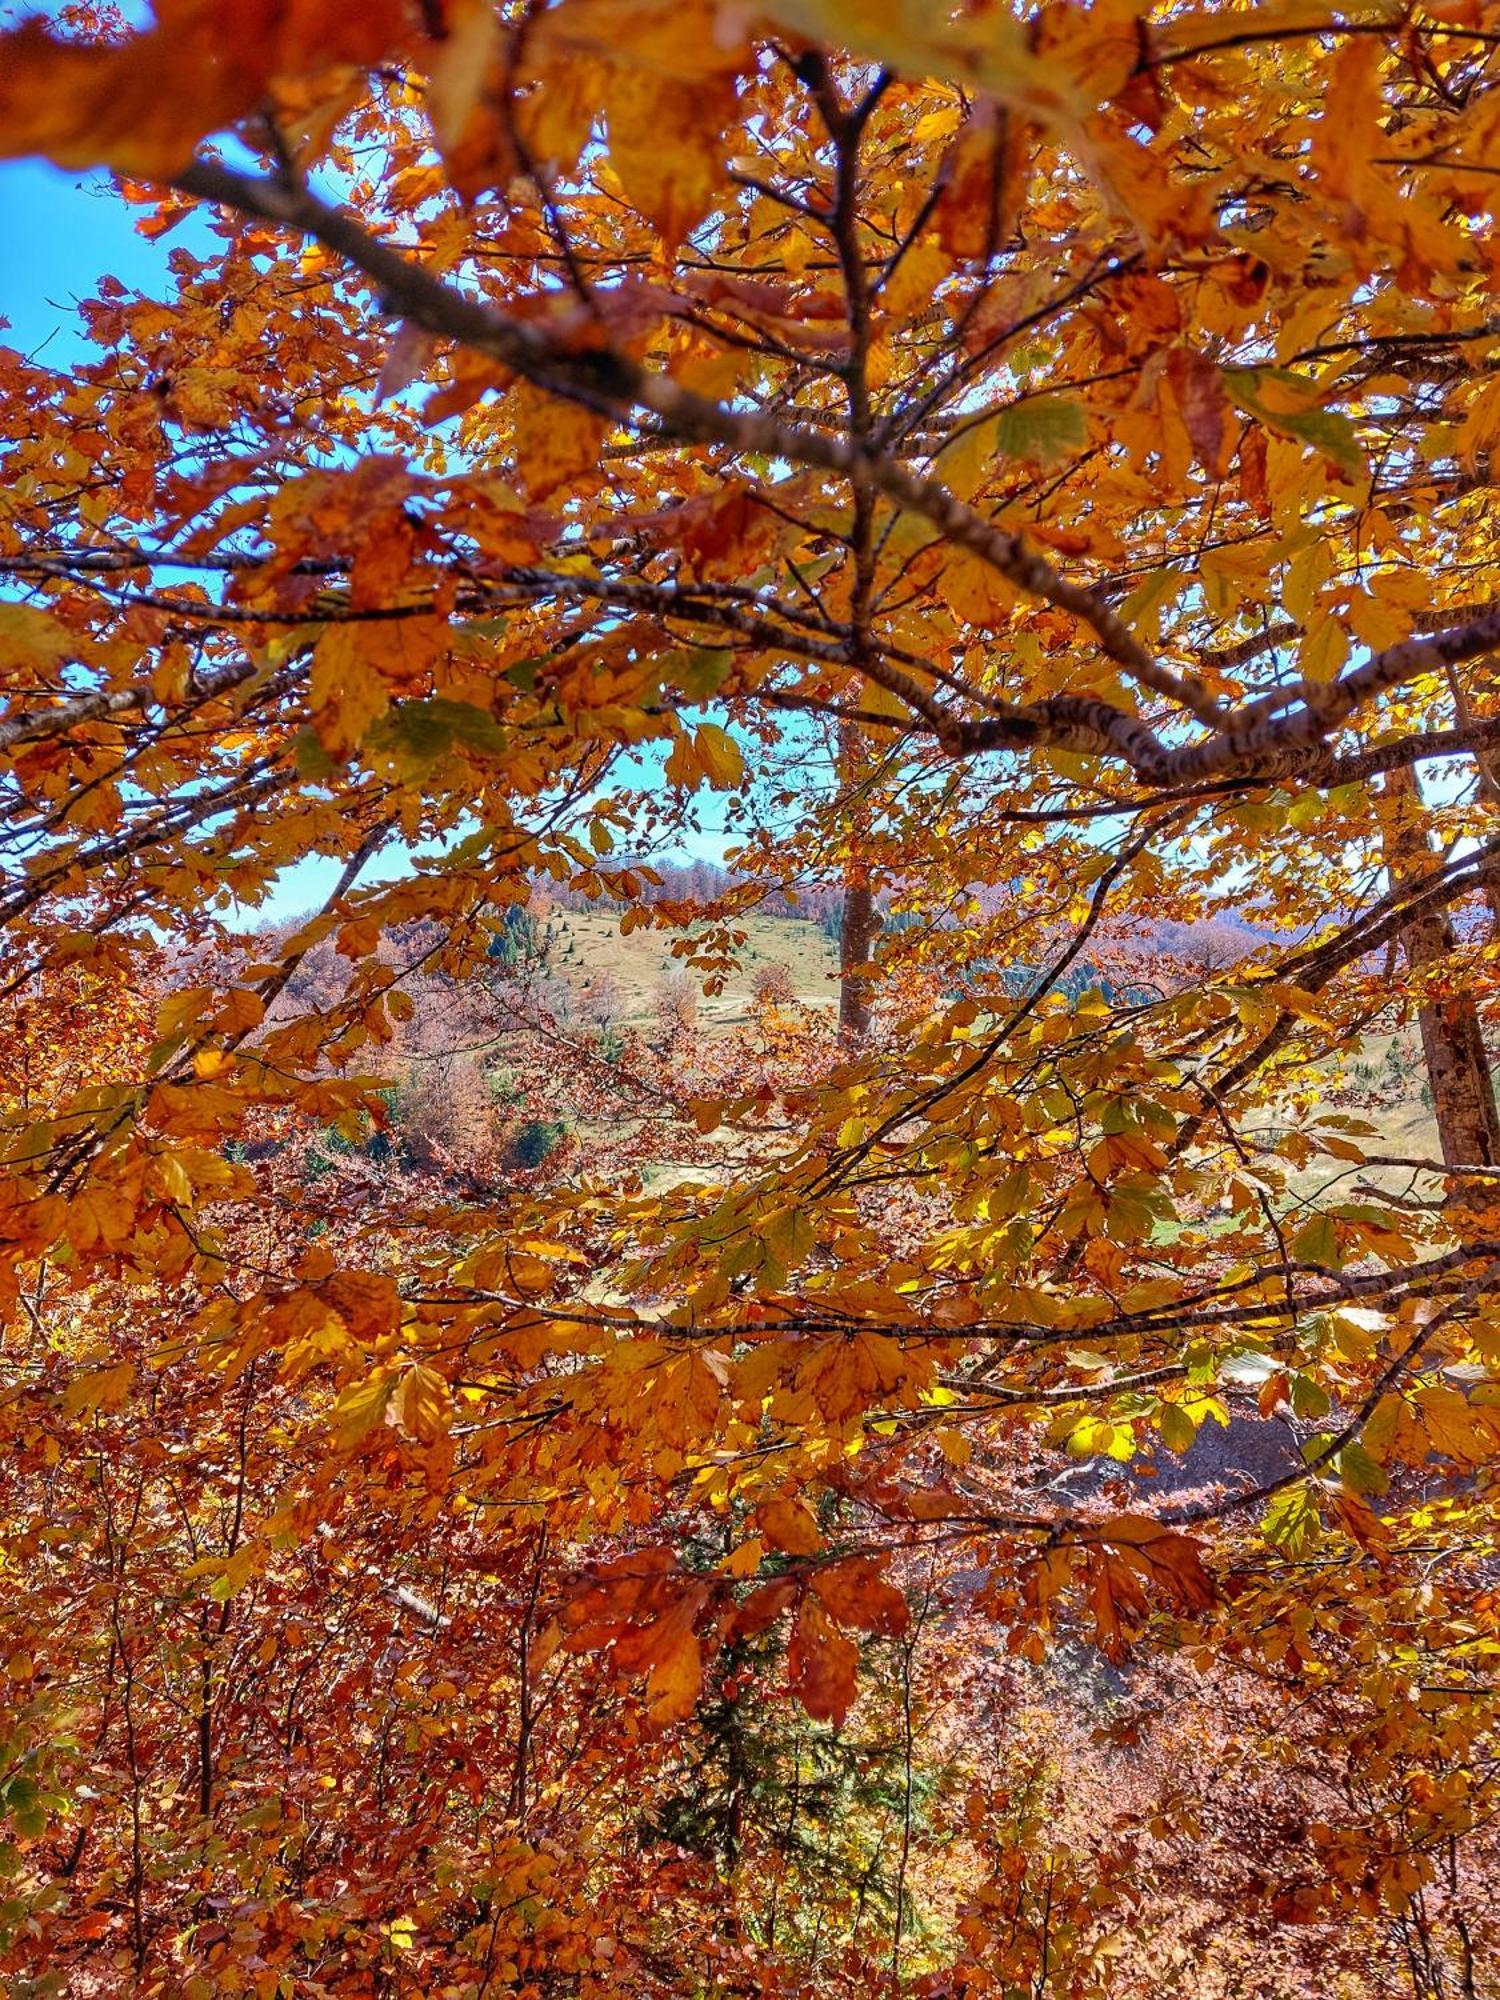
2 160 751 929
249 742 745 931
0 159 197 358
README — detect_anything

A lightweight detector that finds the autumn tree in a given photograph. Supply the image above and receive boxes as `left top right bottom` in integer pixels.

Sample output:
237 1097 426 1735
3 1 1500 1993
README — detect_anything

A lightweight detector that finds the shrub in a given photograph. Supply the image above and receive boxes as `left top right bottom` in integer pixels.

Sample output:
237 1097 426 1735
657 967 699 1037
751 960 796 1007
508 1118 567 1170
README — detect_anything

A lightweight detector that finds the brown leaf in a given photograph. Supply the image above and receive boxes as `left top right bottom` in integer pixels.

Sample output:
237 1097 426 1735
788 1594 859 1724
1166 347 1229 479
812 1557 910 1637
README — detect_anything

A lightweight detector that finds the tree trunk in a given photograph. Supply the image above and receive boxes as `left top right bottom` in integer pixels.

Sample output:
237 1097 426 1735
838 875 878 1038
1383 766 1500 1170
836 719 878 1038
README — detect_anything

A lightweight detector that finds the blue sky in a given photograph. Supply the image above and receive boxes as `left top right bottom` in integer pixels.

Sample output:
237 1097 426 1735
1 162 364 921
2 161 739 920
0 159 188 356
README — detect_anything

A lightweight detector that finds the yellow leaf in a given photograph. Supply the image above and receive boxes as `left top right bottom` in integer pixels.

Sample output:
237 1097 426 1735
762 1206 816 1274
68 1186 136 1251
607 64 737 252
157 986 213 1039
694 723 744 790
332 1369 397 1449
154 1152 195 1205
311 624 391 758
392 1363 451 1444
1283 540 1331 625
1456 377 1500 471
720 1537 765 1578
506 382 609 502
209 1543 264 1603
881 240 952 325
62 1360 134 1415
943 548 1015 628
760 0 1088 130
0 602 72 675
506 1252 555 1297
1296 614 1349 684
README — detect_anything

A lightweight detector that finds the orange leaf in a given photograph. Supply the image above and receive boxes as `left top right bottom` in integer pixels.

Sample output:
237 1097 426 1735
812 1558 910 1638
788 1594 859 1724
0 3 410 176
755 1497 824 1555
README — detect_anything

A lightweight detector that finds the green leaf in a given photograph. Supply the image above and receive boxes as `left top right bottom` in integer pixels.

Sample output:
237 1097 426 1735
1263 1485 1321 1556
1290 1372 1331 1421
293 725 338 780
1121 565 1185 637
1335 1440 1388 1497
368 698 507 770
1291 1213 1343 1270
763 1206 816 1274
993 394 1089 469
667 647 733 702
1158 1401 1198 1455
1104 1187 1158 1243
1223 367 1366 482
461 615 508 641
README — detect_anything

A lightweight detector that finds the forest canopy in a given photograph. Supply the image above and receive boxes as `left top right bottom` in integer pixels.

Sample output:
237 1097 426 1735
2 1 1500 1993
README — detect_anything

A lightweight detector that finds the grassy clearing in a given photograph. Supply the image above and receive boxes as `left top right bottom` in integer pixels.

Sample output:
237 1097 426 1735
545 910 840 1029
544 921 1461 1201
